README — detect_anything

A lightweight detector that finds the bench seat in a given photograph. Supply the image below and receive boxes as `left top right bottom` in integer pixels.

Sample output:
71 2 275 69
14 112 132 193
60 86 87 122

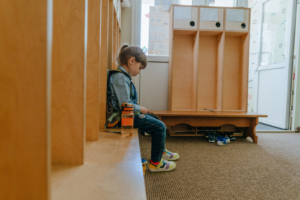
152 111 268 143
51 129 146 200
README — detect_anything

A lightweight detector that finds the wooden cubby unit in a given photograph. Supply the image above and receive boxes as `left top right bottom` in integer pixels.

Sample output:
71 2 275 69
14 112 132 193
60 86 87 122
164 5 267 142
197 31 224 111
170 30 198 111
169 5 251 112
223 32 249 111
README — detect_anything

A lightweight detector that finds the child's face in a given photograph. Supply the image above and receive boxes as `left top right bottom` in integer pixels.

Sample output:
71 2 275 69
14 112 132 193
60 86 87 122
128 57 145 77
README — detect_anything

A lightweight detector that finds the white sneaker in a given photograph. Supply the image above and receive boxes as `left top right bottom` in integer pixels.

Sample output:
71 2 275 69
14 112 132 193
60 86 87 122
163 149 179 161
224 136 230 144
149 159 176 172
217 136 227 146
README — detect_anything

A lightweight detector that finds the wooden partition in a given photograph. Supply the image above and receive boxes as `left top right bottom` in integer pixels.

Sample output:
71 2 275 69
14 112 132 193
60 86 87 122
171 30 198 111
223 32 249 111
86 0 102 141
51 0 86 165
113 10 118 70
107 0 114 70
0 1 50 199
99 0 109 131
197 31 224 111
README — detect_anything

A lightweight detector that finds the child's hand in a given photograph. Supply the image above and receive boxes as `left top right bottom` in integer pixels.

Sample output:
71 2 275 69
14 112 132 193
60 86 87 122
140 106 150 114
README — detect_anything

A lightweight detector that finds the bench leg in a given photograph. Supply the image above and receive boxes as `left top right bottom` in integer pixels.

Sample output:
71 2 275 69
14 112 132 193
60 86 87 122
245 118 258 143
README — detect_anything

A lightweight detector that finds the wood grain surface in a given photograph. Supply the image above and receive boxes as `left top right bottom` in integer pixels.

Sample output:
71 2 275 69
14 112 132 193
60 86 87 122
0 1 50 199
152 110 268 117
51 0 86 165
99 0 109 131
86 0 101 141
107 0 114 70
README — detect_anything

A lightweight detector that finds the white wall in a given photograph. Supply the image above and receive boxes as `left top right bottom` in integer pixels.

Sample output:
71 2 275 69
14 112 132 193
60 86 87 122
121 0 132 44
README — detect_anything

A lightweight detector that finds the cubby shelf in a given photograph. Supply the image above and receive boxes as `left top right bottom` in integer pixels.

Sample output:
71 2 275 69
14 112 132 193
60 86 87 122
169 5 251 112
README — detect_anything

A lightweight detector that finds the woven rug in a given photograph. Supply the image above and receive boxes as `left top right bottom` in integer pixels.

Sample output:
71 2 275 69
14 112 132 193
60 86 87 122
139 133 300 200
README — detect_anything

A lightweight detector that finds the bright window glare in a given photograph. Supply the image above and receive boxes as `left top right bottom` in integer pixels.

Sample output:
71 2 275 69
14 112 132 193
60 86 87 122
212 0 234 7
141 3 153 54
180 0 192 5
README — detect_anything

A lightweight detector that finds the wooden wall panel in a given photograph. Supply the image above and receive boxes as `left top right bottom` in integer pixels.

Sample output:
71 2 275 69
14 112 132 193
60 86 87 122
86 0 101 141
99 0 109 130
197 35 218 110
223 35 241 111
172 31 197 111
197 32 224 111
113 13 118 70
0 1 50 199
51 0 86 164
107 0 114 70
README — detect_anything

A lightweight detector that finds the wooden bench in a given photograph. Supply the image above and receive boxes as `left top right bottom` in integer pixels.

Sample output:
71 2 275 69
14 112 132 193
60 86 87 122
152 111 268 143
51 129 147 200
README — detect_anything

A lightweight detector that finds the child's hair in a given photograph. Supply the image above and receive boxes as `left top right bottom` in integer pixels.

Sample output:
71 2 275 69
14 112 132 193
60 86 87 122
116 44 147 68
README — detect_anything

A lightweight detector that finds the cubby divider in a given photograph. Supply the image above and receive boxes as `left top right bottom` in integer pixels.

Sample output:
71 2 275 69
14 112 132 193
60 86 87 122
197 31 224 111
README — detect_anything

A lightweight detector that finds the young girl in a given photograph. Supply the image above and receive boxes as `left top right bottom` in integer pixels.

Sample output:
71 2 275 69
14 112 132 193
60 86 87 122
108 44 179 172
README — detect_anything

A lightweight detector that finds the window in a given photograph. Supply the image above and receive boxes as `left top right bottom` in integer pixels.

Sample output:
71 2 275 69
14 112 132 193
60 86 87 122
212 0 235 7
141 0 236 56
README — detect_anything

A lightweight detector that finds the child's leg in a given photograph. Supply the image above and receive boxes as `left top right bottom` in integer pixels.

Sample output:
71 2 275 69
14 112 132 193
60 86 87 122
134 114 166 163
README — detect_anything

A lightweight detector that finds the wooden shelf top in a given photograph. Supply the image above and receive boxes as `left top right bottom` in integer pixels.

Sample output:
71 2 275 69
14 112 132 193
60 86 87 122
152 110 268 118
51 129 146 200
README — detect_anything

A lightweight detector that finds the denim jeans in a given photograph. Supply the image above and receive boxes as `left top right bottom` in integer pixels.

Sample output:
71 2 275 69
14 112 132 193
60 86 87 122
134 114 166 162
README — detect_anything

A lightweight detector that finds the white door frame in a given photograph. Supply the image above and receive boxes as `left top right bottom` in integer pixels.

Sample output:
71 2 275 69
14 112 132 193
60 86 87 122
290 1 300 130
255 0 297 129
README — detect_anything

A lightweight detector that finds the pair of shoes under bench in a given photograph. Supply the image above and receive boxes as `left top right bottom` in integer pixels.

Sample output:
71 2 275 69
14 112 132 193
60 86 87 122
208 131 216 143
149 158 176 172
163 148 179 161
217 135 230 146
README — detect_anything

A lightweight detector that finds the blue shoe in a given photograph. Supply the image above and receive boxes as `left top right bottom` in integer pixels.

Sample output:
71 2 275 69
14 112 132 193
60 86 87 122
142 158 148 175
217 136 227 146
142 158 148 164
229 135 236 141
208 131 216 143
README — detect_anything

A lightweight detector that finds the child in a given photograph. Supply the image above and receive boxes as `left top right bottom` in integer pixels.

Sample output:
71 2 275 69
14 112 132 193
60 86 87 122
107 44 179 172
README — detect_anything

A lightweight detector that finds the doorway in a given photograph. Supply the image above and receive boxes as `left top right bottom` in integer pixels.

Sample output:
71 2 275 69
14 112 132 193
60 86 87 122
250 0 297 130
